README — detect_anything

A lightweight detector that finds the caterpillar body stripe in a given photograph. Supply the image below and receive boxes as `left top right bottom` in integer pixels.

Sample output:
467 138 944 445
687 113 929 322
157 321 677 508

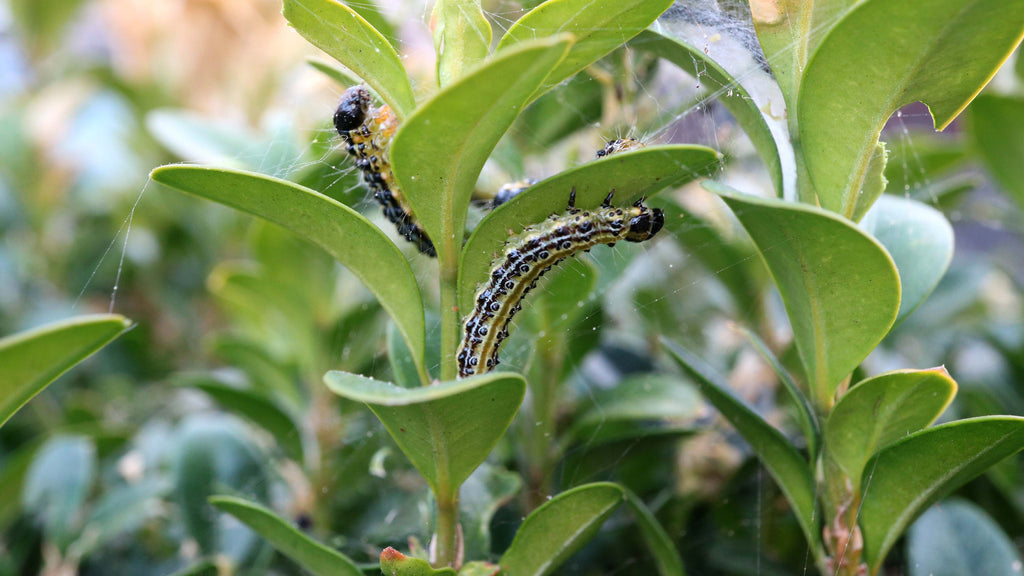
457 190 664 378
334 87 436 257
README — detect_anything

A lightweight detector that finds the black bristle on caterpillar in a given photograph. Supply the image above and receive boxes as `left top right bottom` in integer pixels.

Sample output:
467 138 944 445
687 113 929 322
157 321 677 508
334 87 436 257
457 189 664 378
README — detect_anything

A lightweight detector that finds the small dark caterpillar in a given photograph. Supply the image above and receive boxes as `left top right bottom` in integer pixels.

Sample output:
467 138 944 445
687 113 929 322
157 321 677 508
488 139 647 208
334 87 436 257
491 178 537 209
595 137 645 158
457 190 665 378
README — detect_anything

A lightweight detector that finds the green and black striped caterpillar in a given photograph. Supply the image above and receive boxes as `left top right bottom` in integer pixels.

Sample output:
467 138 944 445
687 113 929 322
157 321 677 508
334 86 436 257
457 189 664 378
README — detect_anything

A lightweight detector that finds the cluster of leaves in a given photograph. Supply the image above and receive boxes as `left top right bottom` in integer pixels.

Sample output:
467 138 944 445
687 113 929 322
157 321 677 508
5 0 1024 575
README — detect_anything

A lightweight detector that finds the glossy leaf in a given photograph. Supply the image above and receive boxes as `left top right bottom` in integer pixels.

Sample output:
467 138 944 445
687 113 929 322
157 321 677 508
185 378 305 463
500 483 625 576
624 490 686 576
497 0 673 94
862 195 954 324
390 37 571 263
633 25 790 197
210 496 362 576
150 166 428 384
826 368 957 484
0 314 130 428
971 93 1024 209
800 0 1024 218
460 145 719 312
323 371 526 498
710 184 900 406
907 499 1023 576
851 142 888 222
859 416 1024 569
662 339 821 558
431 0 491 87
282 0 415 118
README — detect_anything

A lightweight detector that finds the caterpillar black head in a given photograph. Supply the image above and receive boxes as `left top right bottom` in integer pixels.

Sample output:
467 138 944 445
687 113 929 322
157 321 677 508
624 205 665 242
334 86 372 135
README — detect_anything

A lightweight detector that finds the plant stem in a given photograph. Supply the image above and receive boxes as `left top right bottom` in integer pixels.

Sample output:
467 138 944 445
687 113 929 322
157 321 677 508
439 256 459 383
434 491 460 567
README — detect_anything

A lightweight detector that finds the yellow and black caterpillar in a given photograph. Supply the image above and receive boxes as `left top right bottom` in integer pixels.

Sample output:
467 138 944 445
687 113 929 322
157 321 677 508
457 190 664 378
334 87 436 257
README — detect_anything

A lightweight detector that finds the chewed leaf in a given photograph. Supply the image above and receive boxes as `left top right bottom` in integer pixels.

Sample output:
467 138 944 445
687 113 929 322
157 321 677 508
800 0 1024 218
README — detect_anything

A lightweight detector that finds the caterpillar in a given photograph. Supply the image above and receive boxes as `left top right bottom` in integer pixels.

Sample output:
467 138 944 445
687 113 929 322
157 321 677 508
333 86 436 257
596 137 645 158
491 178 537 209
457 189 664 378
488 139 647 208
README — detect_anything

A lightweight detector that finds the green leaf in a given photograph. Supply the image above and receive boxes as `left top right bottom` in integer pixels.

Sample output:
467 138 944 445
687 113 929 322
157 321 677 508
431 0 491 87
497 0 673 94
460 145 719 313
859 416 1024 569
522 258 597 333
184 377 305 463
800 0 1024 218
513 75 604 150
826 368 957 485
569 373 702 446
282 0 415 118
22 435 96 550
210 496 362 576
738 326 819 460
500 483 625 576
862 195 954 325
390 36 572 263
151 166 428 385
624 490 686 576
323 371 526 498
971 93 1024 210
631 27 789 197
0 438 42 531
345 0 398 49
709 184 901 406
661 339 821 559
850 142 888 222
380 547 457 576
906 499 1023 576
0 314 130 428
749 0 858 112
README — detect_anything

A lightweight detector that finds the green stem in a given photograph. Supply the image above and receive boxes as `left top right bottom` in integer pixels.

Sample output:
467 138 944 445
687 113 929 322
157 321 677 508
440 255 459 383
434 491 460 567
